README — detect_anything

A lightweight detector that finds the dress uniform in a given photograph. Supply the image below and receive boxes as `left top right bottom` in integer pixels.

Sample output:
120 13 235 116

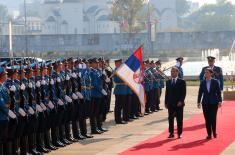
150 63 160 112
144 60 153 114
199 56 224 91
175 57 184 79
89 58 107 134
0 66 16 155
4 67 19 155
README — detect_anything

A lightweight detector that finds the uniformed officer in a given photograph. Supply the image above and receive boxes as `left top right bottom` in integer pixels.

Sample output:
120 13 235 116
0 65 17 155
150 61 159 112
113 59 126 124
199 56 224 91
144 60 153 114
89 58 107 134
25 64 42 155
4 66 19 155
155 60 164 110
175 57 184 79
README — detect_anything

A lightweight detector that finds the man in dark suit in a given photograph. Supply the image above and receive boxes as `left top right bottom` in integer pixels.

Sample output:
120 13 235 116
198 68 222 139
165 67 186 139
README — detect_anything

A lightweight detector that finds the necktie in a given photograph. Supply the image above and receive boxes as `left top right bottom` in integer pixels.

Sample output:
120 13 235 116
172 79 176 86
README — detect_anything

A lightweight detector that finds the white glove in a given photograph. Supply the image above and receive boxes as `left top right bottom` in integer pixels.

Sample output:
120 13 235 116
48 101 55 109
78 72 81 78
82 64 87 69
72 93 78 100
50 79 54 85
18 108 26 117
8 110 16 119
66 75 70 81
28 82 33 88
57 99 64 106
57 77 61 83
76 92 84 99
28 107 35 115
36 104 43 112
20 84 26 90
78 64 83 69
105 78 111 83
101 89 108 96
10 85 16 92
40 103 47 111
36 81 41 87
41 80 46 85
65 95 73 103
72 73 77 78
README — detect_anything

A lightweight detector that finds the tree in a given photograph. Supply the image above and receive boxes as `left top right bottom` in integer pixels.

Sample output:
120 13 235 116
176 0 190 17
112 0 146 34
181 0 235 31
0 4 8 23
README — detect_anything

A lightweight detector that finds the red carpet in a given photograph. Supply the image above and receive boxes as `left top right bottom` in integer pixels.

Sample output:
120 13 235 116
119 101 235 155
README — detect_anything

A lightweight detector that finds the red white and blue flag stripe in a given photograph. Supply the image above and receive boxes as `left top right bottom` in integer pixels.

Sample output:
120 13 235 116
116 45 146 115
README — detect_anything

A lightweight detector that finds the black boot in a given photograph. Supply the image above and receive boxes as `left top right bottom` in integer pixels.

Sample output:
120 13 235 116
36 133 50 153
44 131 57 151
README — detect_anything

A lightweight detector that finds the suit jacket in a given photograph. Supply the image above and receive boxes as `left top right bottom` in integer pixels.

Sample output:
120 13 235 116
165 78 186 108
197 78 222 105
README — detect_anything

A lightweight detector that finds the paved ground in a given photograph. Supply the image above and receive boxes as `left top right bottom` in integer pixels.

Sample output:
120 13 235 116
48 86 235 155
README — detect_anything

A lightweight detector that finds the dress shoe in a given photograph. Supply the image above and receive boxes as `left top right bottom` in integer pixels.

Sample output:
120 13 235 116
168 134 174 138
61 139 72 145
45 144 58 150
68 137 79 142
82 134 93 138
206 136 212 140
116 121 127 124
75 134 86 140
37 147 51 153
53 141 66 147
91 130 103 134
178 135 182 139
29 149 42 155
98 128 109 132
213 133 217 138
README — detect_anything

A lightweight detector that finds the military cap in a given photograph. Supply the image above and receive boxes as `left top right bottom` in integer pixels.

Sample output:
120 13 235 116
114 58 122 63
176 57 184 61
205 67 213 73
207 56 216 61
156 60 161 64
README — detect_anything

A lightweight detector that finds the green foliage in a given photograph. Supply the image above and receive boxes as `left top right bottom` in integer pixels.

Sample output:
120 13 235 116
0 4 8 22
181 0 235 31
176 0 190 17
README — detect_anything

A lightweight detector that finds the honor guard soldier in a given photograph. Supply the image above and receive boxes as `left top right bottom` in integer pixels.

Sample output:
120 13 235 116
25 63 43 155
175 57 184 79
76 59 94 138
113 59 129 124
89 58 108 134
0 65 17 155
144 60 153 114
150 61 159 112
104 59 113 113
199 56 224 91
156 60 164 110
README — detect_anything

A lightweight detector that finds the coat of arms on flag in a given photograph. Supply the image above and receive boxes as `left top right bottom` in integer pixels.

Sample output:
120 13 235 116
115 45 146 115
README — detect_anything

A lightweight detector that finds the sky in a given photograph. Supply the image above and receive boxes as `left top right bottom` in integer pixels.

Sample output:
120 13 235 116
191 0 235 6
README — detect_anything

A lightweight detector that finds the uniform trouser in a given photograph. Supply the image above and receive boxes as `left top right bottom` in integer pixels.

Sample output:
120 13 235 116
14 116 27 155
72 99 80 138
101 95 109 122
202 104 218 136
157 88 162 109
145 91 152 113
51 108 60 144
4 118 17 155
107 90 112 112
55 105 65 143
26 114 38 153
0 120 8 155
65 102 74 139
130 94 140 117
114 95 125 123
168 107 184 135
150 89 156 112
123 95 131 122
90 98 102 131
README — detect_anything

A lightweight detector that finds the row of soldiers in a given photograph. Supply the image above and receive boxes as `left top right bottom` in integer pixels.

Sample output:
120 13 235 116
113 59 165 124
0 57 113 155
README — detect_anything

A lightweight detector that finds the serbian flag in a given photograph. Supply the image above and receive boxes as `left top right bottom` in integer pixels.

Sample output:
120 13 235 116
116 45 146 115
